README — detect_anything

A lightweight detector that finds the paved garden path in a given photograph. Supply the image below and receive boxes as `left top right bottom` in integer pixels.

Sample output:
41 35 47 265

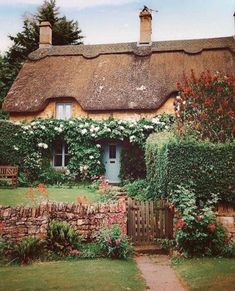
135 255 186 291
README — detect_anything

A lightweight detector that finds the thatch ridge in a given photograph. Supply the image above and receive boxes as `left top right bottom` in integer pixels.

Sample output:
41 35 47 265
3 37 235 113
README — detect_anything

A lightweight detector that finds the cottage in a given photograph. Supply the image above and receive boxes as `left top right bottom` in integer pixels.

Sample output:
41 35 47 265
2 7 235 183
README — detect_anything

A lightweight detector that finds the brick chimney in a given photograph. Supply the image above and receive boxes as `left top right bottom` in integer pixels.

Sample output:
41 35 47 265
139 6 152 45
39 21 52 48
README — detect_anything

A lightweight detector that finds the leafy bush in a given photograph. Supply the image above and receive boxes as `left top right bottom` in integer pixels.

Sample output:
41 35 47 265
46 220 82 256
120 144 146 181
79 243 102 259
145 132 235 203
222 241 235 258
12 236 45 264
170 185 227 257
156 239 176 252
175 71 234 142
0 236 11 259
39 167 71 185
96 225 133 259
0 121 25 165
124 179 149 200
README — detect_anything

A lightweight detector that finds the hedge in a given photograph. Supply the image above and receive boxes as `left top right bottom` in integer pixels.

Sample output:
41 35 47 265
145 132 235 203
0 120 26 165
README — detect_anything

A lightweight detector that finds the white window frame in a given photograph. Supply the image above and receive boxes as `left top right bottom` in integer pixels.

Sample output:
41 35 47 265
53 142 69 168
56 103 72 120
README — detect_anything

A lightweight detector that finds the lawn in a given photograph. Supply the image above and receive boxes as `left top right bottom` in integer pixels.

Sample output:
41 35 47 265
0 184 101 206
0 259 146 291
172 257 235 291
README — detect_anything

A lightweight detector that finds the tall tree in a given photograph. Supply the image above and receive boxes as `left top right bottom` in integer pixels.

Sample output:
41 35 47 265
8 0 83 68
0 0 84 118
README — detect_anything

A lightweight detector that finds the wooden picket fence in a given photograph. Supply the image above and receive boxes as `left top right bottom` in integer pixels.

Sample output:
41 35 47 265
127 198 174 244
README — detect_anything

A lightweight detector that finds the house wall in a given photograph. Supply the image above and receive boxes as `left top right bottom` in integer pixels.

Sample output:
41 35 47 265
9 97 175 122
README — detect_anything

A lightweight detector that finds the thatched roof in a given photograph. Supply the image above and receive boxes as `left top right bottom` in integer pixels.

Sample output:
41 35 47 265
3 37 235 113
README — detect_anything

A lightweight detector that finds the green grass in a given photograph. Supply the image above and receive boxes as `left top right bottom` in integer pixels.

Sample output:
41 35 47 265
0 259 145 291
0 184 101 206
172 257 235 291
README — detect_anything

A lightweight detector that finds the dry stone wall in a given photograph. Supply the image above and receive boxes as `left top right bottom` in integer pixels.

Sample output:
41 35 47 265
216 203 235 240
0 198 127 242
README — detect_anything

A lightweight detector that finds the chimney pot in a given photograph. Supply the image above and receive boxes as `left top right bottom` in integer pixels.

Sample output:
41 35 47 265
139 7 152 45
39 21 52 48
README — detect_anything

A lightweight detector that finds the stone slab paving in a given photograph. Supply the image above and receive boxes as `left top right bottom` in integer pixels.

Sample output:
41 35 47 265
135 255 187 291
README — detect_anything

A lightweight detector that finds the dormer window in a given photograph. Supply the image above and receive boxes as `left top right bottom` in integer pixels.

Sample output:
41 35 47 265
56 103 72 119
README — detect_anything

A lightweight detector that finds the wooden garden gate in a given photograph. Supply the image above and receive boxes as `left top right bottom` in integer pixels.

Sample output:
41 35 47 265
127 198 174 244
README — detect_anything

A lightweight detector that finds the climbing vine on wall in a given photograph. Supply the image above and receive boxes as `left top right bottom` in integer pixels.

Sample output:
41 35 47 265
0 115 174 181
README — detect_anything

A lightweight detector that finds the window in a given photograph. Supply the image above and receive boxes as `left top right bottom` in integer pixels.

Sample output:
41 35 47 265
109 145 116 159
53 142 69 168
56 103 72 119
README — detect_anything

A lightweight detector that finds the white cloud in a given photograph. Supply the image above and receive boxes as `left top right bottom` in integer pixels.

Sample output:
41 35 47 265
0 0 137 9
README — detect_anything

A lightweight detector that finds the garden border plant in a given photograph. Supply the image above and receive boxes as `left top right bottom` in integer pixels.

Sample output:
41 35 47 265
169 185 235 257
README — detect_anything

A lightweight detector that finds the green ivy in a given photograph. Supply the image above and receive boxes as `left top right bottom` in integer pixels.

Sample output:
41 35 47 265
145 132 235 203
0 115 174 181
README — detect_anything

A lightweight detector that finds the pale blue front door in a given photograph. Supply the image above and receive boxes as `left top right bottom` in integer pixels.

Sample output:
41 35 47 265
103 143 121 183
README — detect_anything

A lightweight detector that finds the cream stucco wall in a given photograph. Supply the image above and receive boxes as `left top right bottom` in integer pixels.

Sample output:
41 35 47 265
9 97 175 122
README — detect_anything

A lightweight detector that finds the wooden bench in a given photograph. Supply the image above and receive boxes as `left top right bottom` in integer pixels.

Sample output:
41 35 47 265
0 166 18 188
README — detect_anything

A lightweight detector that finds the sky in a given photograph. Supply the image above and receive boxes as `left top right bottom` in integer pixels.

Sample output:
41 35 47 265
0 0 234 53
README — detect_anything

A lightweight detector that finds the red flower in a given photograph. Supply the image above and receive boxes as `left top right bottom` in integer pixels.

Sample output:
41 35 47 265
115 239 121 246
176 219 185 229
167 202 174 211
207 223 216 232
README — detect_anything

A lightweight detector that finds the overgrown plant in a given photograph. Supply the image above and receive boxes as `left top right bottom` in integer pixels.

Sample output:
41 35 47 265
12 236 45 264
124 179 149 201
96 225 133 259
46 220 82 256
0 115 174 183
170 185 227 257
175 70 234 142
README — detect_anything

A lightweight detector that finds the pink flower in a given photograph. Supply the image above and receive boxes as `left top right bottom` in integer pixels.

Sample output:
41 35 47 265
176 219 185 229
115 239 121 246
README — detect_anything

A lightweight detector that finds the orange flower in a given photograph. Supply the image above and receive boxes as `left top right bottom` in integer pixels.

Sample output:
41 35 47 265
207 223 216 232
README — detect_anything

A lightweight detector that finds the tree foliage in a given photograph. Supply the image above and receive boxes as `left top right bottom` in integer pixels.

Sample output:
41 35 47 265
0 0 84 119
175 70 235 142
7 0 83 67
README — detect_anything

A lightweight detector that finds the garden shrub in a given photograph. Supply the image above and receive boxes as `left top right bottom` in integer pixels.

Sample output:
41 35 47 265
79 243 102 259
0 121 25 165
124 179 149 200
46 220 82 256
120 144 146 181
12 236 45 264
170 185 227 257
222 241 235 258
155 238 176 252
96 225 133 259
0 236 11 260
175 71 234 142
145 132 235 203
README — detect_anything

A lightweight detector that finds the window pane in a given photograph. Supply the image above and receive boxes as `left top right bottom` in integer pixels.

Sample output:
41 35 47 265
54 155 62 167
64 143 68 154
54 142 63 154
109 145 116 159
64 154 69 166
65 104 72 119
56 104 64 119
